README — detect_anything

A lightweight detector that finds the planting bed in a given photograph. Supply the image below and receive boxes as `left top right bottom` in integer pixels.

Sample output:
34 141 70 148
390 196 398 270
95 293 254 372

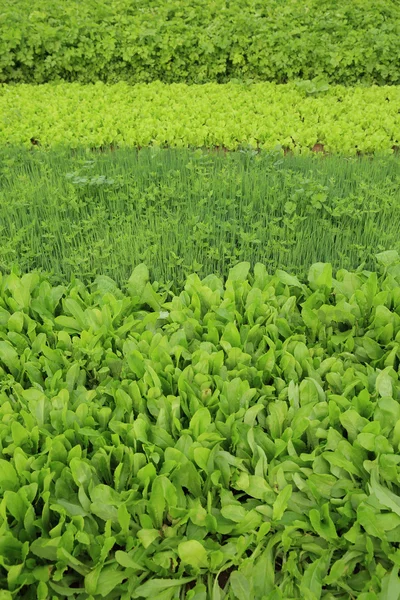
1 83 400 155
2 0 400 86
0 148 400 287
2 258 400 598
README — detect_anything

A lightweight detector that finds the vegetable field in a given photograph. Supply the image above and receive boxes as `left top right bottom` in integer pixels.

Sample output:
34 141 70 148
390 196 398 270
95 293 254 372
1 1 400 599
1 148 400 286
1 82 400 154
2 257 400 599
2 0 400 86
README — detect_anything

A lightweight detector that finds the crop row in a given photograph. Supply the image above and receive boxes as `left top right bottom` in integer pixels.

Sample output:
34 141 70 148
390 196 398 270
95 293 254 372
1 82 400 155
1 255 400 598
1 147 400 287
2 0 400 86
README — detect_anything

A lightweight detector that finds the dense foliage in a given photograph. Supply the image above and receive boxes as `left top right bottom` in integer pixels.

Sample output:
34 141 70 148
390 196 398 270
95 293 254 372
1 82 400 154
2 0 400 595
1 0 400 86
1 257 400 598
1 148 400 287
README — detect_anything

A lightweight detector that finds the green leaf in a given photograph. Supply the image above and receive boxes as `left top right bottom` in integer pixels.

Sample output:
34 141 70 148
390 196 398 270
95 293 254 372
221 322 241 348
380 566 400 600
308 263 332 291
115 551 144 570
0 460 19 492
376 368 393 397
190 408 211 438
177 540 208 569
220 505 247 523
376 250 399 267
227 262 250 282
357 503 385 539
309 504 338 541
369 469 400 517
70 458 93 488
148 476 167 528
133 578 196 598
272 484 292 521
95 565 127 597
140 283 163 312
229 571 252 600
126 349 146 378
300 551 332 599
127 264 149 298
30 537 61 561
0 341 20 376
63 298 87 329
276 269 302 288
137 529 161 549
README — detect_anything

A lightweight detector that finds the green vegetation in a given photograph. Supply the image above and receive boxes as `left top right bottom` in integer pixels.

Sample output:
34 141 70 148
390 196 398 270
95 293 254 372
1 82 399 154
1 147 400 287
2 256 400 598
2 0 400 596
2 0 400 86
2 82 400 155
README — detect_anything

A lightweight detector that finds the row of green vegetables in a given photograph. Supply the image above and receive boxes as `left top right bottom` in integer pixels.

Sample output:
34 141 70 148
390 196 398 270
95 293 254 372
1 147 399 288
2 0 400 86
1 256 400 598
1 82 400 154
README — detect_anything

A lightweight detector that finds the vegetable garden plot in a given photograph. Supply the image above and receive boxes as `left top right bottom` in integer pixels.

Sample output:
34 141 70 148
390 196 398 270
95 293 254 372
1 256 400 597
1 82 400 155
2 0 400 86
2 2 400 594
1 147 400 287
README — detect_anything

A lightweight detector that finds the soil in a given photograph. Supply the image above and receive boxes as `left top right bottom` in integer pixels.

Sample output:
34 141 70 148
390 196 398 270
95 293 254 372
218 565 236 589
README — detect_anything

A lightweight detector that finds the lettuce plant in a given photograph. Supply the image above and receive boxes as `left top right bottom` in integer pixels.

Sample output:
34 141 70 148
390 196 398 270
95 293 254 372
1 82 399 155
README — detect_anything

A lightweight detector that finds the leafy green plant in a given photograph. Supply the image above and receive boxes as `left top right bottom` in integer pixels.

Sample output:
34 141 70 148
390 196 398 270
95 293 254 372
1 256 400 597
1 0 400 86
294 78 330 96
1 81 399 155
